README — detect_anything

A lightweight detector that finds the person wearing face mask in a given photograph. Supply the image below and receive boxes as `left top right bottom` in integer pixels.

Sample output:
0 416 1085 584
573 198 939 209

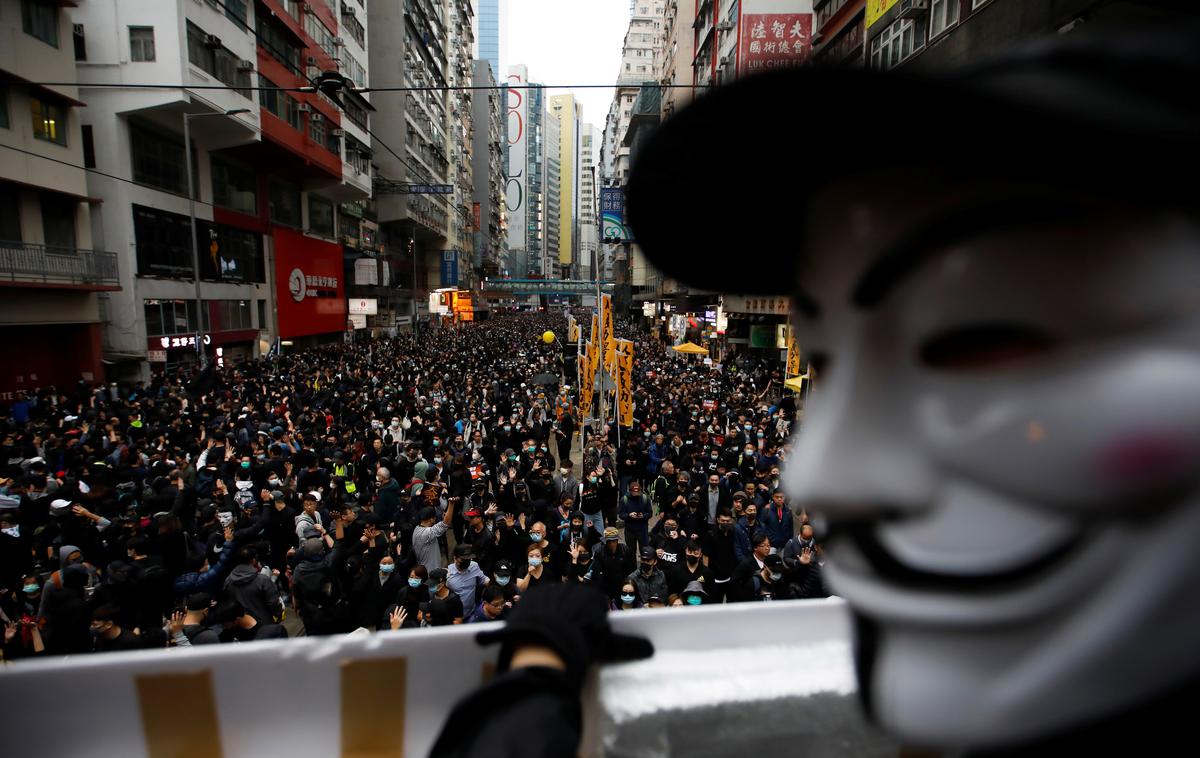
677 494 710 545
698 473 732 525
668 540 714 599
551 459 579 506
618 482 651 556
516 545 551 594
489 559 518 604
733 504 759 563
391 565 429 629
577 469 606 535
626 547 668 606
651 517 687 567
88 603 143 653
612 581 643 611
446 543 490 614
294 493 324 547
425 568 464 626
515 520 559 583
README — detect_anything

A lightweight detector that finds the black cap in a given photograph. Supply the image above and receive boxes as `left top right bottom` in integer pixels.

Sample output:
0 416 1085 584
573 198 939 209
453 543 473 558
494 560 513 577
627 25 1200 295
764 554 784 569
428 567 448 585
640 546 656 561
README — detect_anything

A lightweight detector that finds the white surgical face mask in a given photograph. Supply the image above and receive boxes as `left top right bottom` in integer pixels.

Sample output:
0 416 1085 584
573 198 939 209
785 172 1200 748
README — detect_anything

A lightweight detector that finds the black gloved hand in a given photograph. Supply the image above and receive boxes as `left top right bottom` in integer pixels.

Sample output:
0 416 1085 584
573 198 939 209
477 582 653 690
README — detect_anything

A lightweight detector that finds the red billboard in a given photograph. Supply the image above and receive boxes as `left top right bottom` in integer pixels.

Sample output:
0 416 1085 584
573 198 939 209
273 227 346 338
739 13 813 76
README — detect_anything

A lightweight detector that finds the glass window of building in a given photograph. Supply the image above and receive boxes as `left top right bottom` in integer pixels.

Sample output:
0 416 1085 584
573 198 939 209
40 193 76 250
930 0 960 37
268 178 301 227
30 97 66 146
308 194 335 237
130 26 156 61
212 158 257 216
21 0 58 47
130 123 191 194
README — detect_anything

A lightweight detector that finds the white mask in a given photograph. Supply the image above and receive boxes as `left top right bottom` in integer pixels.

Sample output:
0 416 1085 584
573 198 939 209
784 167 1200 748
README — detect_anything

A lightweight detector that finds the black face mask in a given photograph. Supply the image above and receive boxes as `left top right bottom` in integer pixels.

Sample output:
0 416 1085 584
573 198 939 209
456 559 471 569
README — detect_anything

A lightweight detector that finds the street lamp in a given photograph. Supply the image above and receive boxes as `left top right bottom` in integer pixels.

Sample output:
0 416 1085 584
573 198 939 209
183 108 251 369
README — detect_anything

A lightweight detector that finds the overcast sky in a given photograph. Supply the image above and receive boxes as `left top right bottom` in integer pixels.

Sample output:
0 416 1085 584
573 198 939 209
503 0 632 134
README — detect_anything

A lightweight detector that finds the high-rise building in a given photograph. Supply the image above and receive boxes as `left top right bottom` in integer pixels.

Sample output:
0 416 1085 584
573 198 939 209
471 59 506 276
447 0 476 290
548 94 581 276
579 123 599 283
661 1 697 120
0 0 116 392
504 64 549 278
543 108 560 279
68 0 372 379
476 0 502 80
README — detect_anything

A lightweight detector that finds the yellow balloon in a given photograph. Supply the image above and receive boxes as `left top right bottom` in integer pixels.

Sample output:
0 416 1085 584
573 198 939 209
542 331 556 345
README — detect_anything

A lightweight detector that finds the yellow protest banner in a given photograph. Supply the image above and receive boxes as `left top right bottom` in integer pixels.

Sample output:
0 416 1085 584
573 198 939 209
601 294 615 374
617 346 634 427
786 325 802 377
591 312 599 347
568 314 580 344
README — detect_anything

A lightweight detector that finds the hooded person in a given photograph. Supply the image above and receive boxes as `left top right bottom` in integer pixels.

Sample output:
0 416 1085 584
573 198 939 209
37 543 99 620
222 546 283 624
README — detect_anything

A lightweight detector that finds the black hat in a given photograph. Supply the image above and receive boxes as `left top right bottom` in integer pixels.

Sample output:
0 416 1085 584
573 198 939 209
764 554 784 570
627 25 1200 296
428 567 448 585
453 543 473 558
639 546 656 561
494 559 514 577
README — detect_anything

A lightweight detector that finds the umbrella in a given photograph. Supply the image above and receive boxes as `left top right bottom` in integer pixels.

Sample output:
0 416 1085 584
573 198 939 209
530 372 559 386
672 342 709 355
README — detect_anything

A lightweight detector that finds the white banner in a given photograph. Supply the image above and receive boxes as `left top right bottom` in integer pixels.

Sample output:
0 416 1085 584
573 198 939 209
353 258 378 286
348 298 378 315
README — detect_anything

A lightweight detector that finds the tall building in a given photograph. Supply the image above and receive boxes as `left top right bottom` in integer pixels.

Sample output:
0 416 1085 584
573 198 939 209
68 0 372 380
548 94 581 277
1 0 116 393
370 0 456 312
661 1 697 120
476 0 502 79
471 59 505 276
504 64 548 278
446 0 476 290
579 123 598 283
543 107 560 279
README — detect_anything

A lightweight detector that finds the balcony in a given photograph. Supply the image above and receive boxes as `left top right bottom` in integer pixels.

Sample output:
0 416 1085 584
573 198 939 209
0 242 120 291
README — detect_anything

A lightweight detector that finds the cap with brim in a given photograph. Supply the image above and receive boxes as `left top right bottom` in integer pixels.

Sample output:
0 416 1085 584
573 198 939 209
683 580 708 597
627 26 1200 296
603 527 620 542
50 499 72 510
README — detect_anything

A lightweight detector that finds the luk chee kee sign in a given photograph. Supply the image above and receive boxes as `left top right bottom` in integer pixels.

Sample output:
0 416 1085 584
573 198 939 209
739 13 813 76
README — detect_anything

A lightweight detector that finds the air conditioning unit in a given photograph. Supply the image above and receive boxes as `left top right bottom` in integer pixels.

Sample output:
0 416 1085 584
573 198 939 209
716 21 734 32
236 59 254 72
297 103 312 113
342 5 356 18
204 34 222 48
899 0 930 18
307 56 317 66
331 128 345 137
334 37 345 47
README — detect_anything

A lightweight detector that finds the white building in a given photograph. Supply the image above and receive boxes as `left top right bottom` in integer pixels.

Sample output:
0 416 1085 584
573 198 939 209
0 0 114 394
579 122 598 282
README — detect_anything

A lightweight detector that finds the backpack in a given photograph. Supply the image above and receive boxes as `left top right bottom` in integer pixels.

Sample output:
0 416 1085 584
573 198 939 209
233 486 256 510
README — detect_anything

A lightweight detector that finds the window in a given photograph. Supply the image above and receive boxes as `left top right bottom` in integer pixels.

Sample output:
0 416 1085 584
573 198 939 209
31 97 67 146
144 299 200 336
130 26 156 61
1 183 21 241
255 15 302 74
257 299 267 329
222 0 248 26
211 157 257 216
309 113 327 149
343 98 368 130
0 87 8 129
345 134 371 175
82 125 95 168
268 178 301 227
187 23 252 98
304 12 337 59
308 195 334 237
21 0 58 47
212 300 253 331
133 205 194 278
870 18 919 70
260 75 301 130
41 193 77 250
930 0 960 37
130 122 192 195
73 23 86 61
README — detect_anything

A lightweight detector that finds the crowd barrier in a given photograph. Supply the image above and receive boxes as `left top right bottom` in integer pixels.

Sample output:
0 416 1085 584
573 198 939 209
0 597 897 757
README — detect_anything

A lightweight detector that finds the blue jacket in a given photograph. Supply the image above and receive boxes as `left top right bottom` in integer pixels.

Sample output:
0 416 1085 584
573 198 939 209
173 541 235 597
646 444 669 476
758 502 794 549
733 524 753 564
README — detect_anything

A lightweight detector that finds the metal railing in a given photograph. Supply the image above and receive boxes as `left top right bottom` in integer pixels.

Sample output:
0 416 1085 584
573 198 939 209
0 241 120 287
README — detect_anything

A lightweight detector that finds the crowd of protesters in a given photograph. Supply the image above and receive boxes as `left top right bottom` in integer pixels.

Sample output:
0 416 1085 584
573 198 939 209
0 311 821 659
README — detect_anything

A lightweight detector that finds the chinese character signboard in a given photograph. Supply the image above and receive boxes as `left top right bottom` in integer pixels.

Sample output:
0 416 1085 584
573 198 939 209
866 0 901 28
273 227 346 339
600 188 631 242
616 345 634 428
739 13 813 76
348 298 378 315
601 294 615 374
786 325 803 376
441 250 459 286
721 294 791 315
